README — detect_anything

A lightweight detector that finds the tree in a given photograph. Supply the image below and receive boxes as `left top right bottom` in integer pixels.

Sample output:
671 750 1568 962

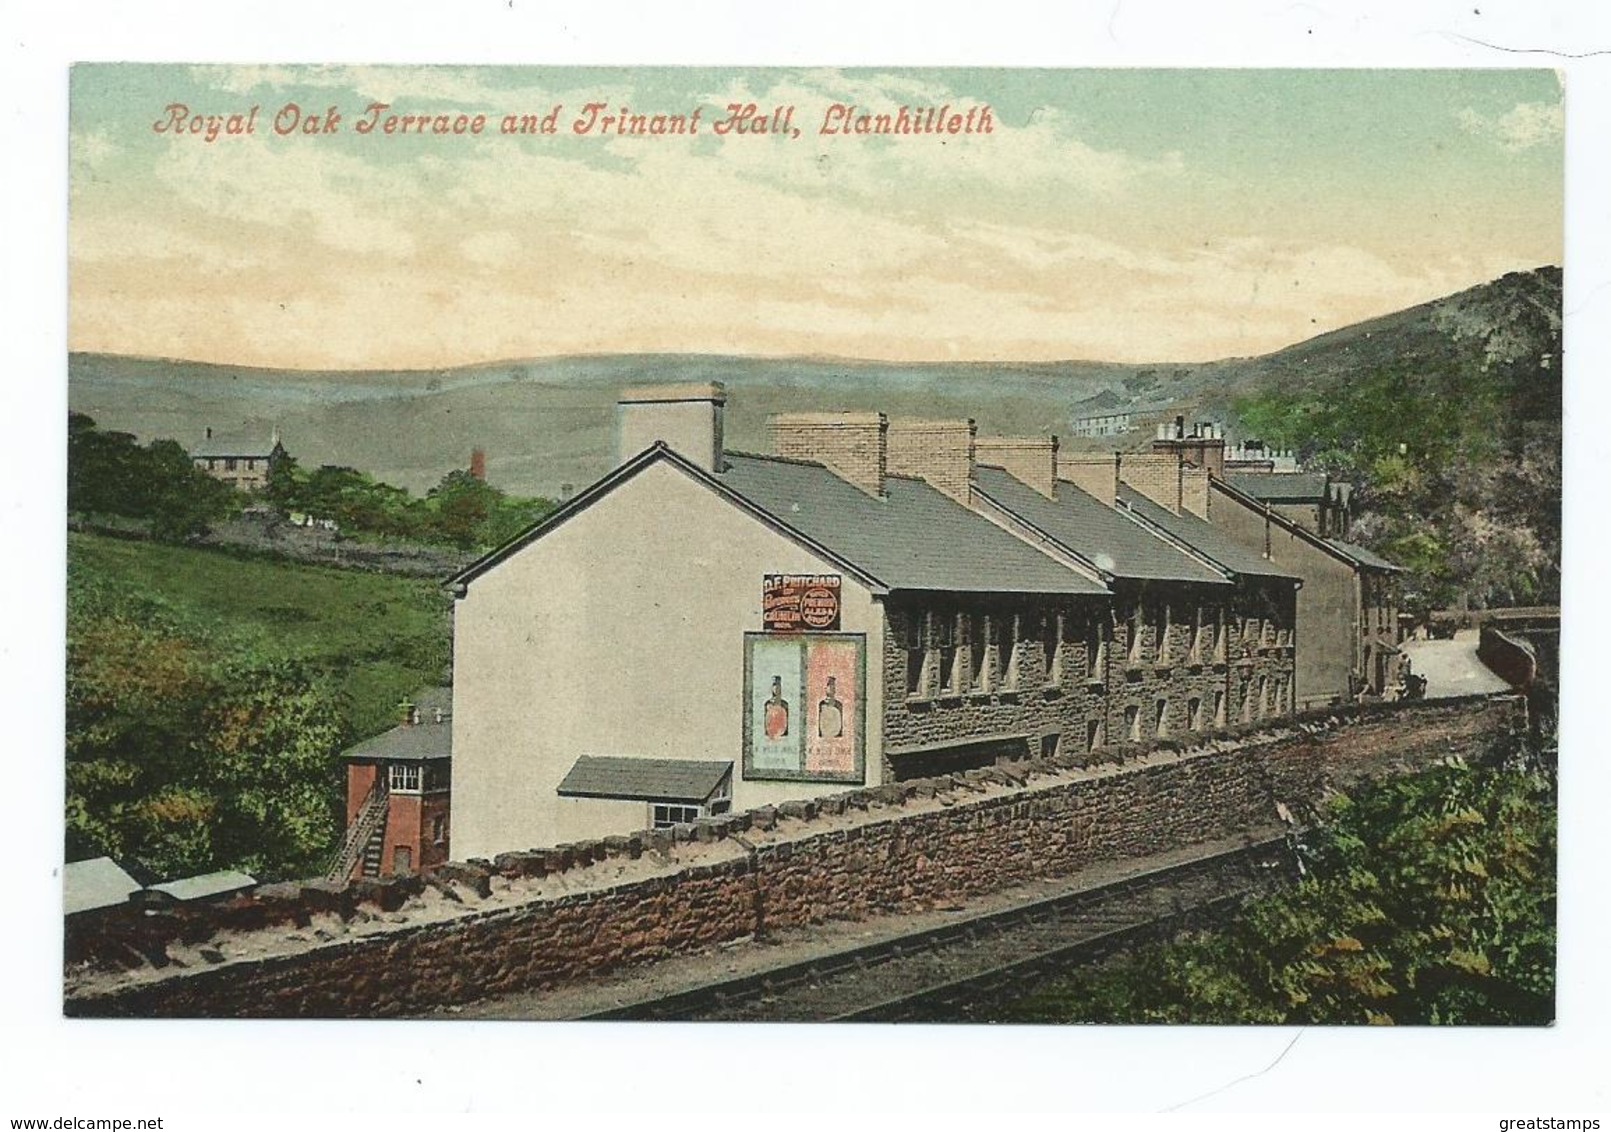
1010 755 1555 1025
67 413 238 539
66 580 350 881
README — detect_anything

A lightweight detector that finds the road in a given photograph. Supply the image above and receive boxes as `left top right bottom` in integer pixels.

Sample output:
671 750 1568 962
1400 629 1512 699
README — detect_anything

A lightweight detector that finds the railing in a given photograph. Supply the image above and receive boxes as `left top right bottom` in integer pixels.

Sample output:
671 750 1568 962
324 780 388 883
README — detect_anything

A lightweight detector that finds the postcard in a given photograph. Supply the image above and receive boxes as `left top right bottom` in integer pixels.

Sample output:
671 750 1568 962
16 20 1600 1115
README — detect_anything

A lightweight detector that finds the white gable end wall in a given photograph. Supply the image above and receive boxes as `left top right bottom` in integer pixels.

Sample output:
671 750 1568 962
451 460 885 860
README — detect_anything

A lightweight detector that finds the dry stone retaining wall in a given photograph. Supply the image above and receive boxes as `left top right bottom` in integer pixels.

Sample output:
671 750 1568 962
64 695 1522 1018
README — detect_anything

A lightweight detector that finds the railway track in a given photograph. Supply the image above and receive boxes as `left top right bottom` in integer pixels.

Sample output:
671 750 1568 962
576 834 1298 1023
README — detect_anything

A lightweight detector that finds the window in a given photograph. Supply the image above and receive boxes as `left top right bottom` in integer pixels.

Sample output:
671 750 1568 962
1158 603 1172 663
1127 605 1145 667
1257 676 1269 719
1040 733 1060 761
1215 611 1227 662
938 614 961 695
392 846 412 874
1086 719 1103 751
651 803 702 829
1086 622 1106 684
246 458 257 471
1041 614 1063 686
1002 614 1021 690
225 458 237 471
388 763 421 792
1125 704 1142 742
968 613 991 692
1187 696 1202 731
1213 690 1226 727
904 614 927 697
431 815 447 845
1155 698 1170 737
1190 606 1205 664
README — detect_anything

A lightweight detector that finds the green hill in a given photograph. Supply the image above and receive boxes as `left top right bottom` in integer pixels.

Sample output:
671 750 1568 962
67 532 454 880
69 266 1562 607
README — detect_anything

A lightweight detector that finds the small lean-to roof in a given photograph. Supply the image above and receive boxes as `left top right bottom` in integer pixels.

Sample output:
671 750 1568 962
557 756 733 803
1326 538 1405 572
973 466 1226 585
716 453 1109 596
1225 472 1331 504
1116 486 1300 581
148 870 257 902
63 857 141 915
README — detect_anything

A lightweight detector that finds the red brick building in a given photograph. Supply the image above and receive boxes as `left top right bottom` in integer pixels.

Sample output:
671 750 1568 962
332 689 452 880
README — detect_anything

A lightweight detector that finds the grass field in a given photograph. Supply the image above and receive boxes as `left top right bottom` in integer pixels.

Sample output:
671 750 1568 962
67 532 455 741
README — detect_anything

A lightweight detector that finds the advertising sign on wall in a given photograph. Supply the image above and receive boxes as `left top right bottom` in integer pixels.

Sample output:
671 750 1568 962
762 574 842 632
743 632 865 783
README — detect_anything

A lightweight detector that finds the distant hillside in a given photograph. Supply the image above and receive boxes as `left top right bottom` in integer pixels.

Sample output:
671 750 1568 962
69 267 1562 504
69 352 1146 497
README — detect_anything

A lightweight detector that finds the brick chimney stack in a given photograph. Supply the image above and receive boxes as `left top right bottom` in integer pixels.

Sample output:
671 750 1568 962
1151 418 1226 478
976 435 1059 499
886 418 977 505
1056 453 1119 505
769 412 889 497
469 448 487 481
616 382 727 472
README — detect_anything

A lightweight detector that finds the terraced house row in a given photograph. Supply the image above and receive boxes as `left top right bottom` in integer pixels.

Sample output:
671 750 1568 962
354 383 1401 867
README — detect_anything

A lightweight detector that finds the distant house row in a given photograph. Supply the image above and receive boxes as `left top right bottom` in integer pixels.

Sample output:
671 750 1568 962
336 382 1402 870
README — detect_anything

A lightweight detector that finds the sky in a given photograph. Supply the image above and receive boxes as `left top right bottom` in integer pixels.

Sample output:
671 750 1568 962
69 66 1563 368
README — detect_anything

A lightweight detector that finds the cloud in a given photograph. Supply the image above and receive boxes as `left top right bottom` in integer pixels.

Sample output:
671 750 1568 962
1457 100 1563 151
71 67 1559 369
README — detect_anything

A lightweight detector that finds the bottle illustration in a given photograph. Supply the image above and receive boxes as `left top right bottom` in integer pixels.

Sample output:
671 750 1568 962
817 676 843 739
763 675 790 740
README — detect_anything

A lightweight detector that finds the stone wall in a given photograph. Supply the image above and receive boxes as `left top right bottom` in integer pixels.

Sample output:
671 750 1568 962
64 695 1523 1019
880 596 1109 776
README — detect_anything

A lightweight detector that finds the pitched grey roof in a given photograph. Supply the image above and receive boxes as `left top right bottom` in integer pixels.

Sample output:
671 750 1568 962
1326 539 1404 572
63 857 141 916
718 453 1108 596
1117 486 1300 581
1225 472 1331 503
343 721 452 761
973 466 1226 586
192 434 281 459
342 688 454 761
557 756 733 803
148 870 257 902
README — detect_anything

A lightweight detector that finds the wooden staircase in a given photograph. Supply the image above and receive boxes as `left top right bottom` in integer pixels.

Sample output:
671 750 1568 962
325 781 388 883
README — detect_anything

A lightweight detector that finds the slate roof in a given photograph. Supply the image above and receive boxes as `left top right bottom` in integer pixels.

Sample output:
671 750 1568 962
1116 487 1300 581
718 453 1108 596
557 756 733 803
342 687 453 761
973 466 1226 585
192 433 282 459
1225 472 1331 504
1326 539 1404 572
148 870 257 902
63 857 141 916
